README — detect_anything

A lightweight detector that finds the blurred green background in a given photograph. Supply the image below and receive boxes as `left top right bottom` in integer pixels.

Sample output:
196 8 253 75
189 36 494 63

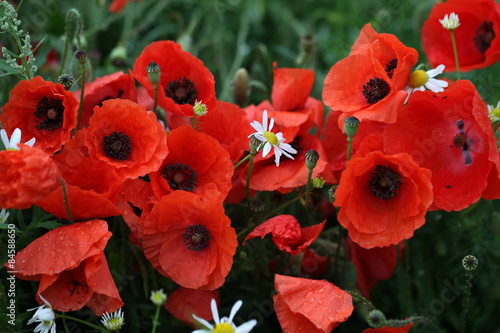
1 0 500 332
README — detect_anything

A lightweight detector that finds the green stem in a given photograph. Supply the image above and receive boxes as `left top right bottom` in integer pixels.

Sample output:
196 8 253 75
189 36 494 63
8 21 32 79
151 305 161 333
346 136 354 161
75 64 86 132
346 290 376 311
304 168 313 206
60 178 74 223
245 151 256 201
459 272 473 333
56 314 108 332
449 30 461 80
234 153 251 170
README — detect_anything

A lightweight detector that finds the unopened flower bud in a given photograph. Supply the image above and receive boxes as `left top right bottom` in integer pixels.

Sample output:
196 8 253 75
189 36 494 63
110 45 128 67
344 116 360 138
147 61 161 85
193 100 208 117
312 177 325 189
305 149 319 169
58 74 74 90
328 185 337 203
367 309 387 328
249 134 262 151
232 68 249 107
75 50 87 65
462 255 478 271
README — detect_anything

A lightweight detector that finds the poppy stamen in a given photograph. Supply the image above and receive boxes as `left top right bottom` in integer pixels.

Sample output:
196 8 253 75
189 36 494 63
34 96 65 131
453 120 472 165
165 77 198 105
183 224 210 251
163 163 198 191
362 78 390 104
103 131 132 160
369 165 402 199
474 21 495 54
385 59 398 79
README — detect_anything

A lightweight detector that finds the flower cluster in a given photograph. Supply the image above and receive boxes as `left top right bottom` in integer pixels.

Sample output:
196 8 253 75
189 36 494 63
1 0 499 332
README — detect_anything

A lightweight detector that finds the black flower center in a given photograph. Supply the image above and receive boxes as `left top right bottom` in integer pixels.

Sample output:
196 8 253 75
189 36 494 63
474 21 495 54
162 163 198 191
183 224 210 251
451 120 472 165
164 77 198 105
362 78 390 104
385 59 398 79
369 165 402 200
34 96 65 131
103 131 132 160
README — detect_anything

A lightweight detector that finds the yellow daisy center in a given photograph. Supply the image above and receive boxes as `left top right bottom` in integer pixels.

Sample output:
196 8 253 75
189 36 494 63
264 131 279 146
213 323 234 333
409 70 429 88
491 108 500 118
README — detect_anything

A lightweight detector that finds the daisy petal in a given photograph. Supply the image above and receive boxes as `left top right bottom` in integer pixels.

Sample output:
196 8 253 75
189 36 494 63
262 142 272 157
229 300 243 321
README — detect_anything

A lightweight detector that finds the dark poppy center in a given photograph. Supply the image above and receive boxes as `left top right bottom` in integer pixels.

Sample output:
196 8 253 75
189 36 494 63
34 96 64 131
385 59 398 79
162 163 198 191
165 77 198 105
369 165 402 200
103 131 132 160
452 120 472 165
362 78 390 104
69 279 89 297
474 21 495 54
183 224 210 251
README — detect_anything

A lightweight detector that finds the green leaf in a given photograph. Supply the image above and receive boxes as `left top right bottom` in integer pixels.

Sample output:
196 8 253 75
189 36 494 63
0 59 19 75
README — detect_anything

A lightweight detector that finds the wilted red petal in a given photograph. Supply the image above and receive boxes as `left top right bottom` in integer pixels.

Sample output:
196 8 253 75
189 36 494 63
274 274 354 333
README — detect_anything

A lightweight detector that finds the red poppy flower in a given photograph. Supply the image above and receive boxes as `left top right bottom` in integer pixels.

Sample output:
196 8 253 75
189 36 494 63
197 101 254 163
109 0 143 12
0 144 60 210
334 150 433 249
0 76 79 154
131 41 216 117
6 220 123 315
363 323 414 333
73 71 137 128
84 99 168 179
383 80 500 211
141 190 237 290
323 24 417 125
164 287 220 328
149 125 233 201
248 134 336 193
422 0 500 72
38 130 123 221
273 274 354 333
345 236 399 298
244 215 325 255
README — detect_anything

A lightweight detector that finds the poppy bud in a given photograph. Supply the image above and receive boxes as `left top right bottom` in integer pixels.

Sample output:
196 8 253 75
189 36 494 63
462 255 478 271
328 185 337 203
232 68 249 107
344 116 360 138
249 134 262 152
58 73 74 90
193 100 208 117
305 149 319 169
110 45 128 67
312 177 325 189
75 50 87 64
147 61 161 85
367 309 387 328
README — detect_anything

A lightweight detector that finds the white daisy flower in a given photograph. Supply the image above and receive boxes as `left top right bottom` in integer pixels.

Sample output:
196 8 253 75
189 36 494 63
150 289 167 306
0 209 9 224
249 110 297 167
487 102 500 122
101 308 125 331
27 294 56 333
1 128 36 150
192 299 257 333
404 64 449 104
439 12 461 31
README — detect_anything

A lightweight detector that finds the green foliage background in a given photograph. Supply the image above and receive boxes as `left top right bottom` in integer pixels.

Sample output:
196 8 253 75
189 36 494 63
1 0 500 332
